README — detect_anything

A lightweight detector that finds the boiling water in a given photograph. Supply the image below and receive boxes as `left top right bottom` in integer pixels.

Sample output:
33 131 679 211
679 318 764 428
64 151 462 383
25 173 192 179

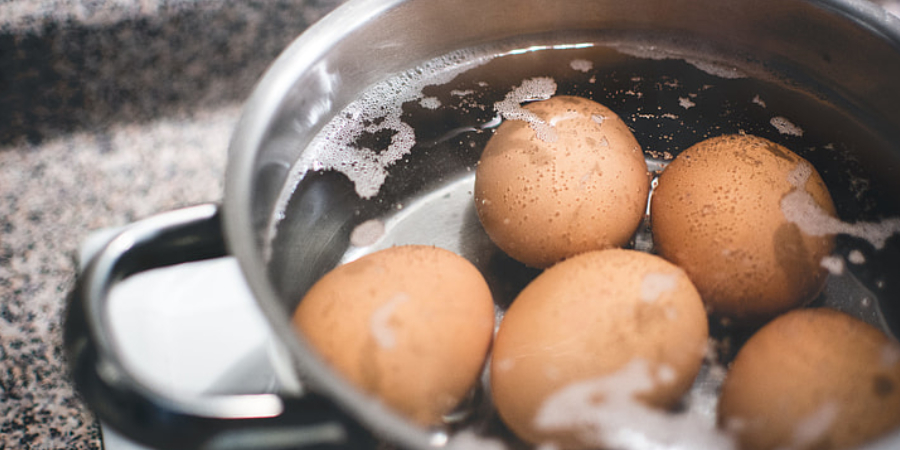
269 40 900 449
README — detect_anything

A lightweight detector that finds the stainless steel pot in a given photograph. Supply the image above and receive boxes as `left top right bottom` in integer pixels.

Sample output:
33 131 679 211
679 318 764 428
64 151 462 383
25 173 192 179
66 0 900 449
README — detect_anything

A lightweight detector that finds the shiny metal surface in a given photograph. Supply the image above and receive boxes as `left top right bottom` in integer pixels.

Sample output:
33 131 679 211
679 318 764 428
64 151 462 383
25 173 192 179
225 0 900 448
66 0 900 449
65 205 376 449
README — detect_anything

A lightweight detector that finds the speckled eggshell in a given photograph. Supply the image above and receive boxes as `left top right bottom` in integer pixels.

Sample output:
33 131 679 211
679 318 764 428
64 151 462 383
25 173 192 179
650 134 836 325
475 95 650 268
718 308 900 450
490 249 708 448
291 245 495 425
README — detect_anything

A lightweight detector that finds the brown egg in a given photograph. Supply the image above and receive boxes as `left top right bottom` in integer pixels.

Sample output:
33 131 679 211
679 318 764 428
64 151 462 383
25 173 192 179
718 308 900 450
475 95 650 268
490 249 708 449
291 245 495 425
650 134 836 325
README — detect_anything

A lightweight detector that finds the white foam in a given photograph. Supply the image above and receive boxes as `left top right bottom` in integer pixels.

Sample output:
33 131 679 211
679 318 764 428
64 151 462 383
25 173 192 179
786 161 813 187
446 430 508 450
350 219 385 248
369 292 410 349
611 43 746 79
820 255 844 275
770 116 804 137
781 163 900 249
533 359 737 450
679 97 696 109
790 402 840 449
657 365 677 384
640 272 679 303
752 95 767 108
848 250 866 264
293 49 493 199
419 96 442 109
548 110 582 127
570 59 594 73
493 77 559 143
685 59 746 79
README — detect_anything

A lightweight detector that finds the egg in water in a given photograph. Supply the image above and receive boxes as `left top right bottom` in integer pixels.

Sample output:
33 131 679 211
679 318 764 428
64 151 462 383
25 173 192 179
650 134 836 325
718 308 900 450
490 249 709 449
475 95 650 268
292 245 495 425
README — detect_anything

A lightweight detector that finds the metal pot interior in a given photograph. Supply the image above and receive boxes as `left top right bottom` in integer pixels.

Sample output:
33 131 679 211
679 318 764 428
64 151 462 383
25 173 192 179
224 0 900 448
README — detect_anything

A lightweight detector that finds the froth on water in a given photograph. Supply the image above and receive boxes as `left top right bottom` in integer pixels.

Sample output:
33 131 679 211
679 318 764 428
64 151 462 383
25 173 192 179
267 36 900 449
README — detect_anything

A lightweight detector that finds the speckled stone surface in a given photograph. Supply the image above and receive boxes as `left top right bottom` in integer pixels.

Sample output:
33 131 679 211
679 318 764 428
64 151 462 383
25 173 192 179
3 0 900 449
0 1 344 448
0 0 346 146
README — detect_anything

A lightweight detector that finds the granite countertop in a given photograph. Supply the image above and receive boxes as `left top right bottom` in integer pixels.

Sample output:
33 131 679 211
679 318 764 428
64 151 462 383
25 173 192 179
0 1 344 448
2 1 900 449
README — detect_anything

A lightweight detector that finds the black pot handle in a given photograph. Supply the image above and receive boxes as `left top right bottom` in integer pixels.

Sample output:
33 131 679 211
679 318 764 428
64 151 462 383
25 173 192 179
64 204 377 450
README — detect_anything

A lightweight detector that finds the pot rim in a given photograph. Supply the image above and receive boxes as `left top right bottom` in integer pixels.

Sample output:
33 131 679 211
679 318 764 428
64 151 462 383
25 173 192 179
223 0 900 448
224 0 438 447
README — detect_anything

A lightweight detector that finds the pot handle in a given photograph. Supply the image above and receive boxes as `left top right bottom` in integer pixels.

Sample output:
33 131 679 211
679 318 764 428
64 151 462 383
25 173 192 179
64 204 377 450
